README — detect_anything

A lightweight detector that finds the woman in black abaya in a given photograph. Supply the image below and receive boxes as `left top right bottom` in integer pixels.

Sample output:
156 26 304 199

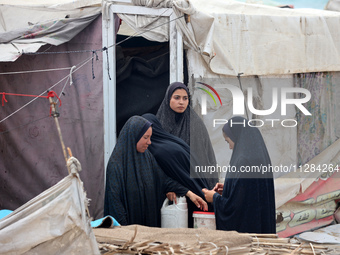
142 113 212 227
104 116 207 227
202 116 276 234
156 82 218 189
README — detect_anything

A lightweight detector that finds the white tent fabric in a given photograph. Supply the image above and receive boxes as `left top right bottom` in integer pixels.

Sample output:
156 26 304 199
117 0 340 76
0 0 101 61
0 158 100 255
325 0 340 11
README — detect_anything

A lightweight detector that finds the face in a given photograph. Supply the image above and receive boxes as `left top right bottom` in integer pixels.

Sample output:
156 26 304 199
223 132 235 150
136 127 152 153
169 88 189 113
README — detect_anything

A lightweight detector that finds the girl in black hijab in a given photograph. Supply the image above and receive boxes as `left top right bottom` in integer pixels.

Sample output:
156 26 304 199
156 82 218 189
202 116 276 234
104 116 207 227
142 113 212 227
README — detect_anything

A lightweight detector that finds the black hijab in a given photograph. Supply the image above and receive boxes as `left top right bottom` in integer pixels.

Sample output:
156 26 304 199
104 116 188 227
156 82 218 189
142 113 211 198
214 116 276 233
142 113 214 227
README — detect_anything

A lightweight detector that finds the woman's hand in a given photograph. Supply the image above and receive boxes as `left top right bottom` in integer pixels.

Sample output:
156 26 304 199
202 188 216 203
186 191 208 211
213 183 224 195
166 192 177 204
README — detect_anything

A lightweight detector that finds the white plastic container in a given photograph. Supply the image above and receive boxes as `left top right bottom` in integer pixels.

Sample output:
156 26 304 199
161 196 188 228
193 211 216 230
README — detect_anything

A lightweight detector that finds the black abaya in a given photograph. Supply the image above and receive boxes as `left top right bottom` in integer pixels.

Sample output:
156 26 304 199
104 116 188 227
213 116 276 234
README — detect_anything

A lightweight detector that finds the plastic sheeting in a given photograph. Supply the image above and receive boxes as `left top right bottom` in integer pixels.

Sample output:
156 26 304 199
0 16 105 219
0 171 100 255
298 224 340 244
276 171 340 237
118 0 340 76
0 0 101 61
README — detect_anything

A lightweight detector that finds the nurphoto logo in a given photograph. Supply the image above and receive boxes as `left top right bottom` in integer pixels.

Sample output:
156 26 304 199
194 79 312 128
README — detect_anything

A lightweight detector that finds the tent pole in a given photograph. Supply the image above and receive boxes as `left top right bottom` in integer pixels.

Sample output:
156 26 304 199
49 97 71 174
102 8 117 187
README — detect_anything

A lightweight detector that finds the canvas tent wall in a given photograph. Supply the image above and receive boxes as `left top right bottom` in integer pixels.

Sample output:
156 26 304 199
0 1 105 219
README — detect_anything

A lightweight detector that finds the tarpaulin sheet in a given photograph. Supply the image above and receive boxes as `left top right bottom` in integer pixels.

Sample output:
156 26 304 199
297 224 340 244
0 0 101 61
0 172 100 255
276 171 340 238
119 0 340 76
0 16 104 219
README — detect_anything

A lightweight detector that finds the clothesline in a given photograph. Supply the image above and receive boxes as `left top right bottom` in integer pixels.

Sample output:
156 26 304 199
0 56 93 124
0 13 185 126
1 90 61 111
0 67 72 76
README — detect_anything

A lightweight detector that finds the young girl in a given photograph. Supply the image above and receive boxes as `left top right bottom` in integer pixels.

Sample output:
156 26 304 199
203 116 276 233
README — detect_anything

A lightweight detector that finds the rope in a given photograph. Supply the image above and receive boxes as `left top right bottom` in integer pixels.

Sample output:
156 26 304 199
47 91 62 116
69 66 76 86
0 90 61 115
0 67 72 75
0 13 186 123
92 51 99 79
0 56 93 124
104 47 111 80
22 48 102 56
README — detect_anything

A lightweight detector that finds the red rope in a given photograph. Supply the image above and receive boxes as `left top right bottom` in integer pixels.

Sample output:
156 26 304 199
1 91 62 116
47 91 61 107
47 91 62 116
1 92 49 99
1 93 8 106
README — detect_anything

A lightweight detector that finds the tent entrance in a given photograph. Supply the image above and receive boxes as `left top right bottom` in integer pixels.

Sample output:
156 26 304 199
115 34 171 135
102 3 185 169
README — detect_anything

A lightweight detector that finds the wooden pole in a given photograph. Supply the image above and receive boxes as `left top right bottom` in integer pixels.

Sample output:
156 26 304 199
49 96 70 174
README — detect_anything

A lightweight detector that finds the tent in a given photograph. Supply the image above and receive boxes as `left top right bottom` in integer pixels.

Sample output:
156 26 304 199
0 0 105 219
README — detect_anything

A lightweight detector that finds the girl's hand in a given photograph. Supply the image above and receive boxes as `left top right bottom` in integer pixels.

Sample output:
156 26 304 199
186 191 208 211
202 188 216 203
